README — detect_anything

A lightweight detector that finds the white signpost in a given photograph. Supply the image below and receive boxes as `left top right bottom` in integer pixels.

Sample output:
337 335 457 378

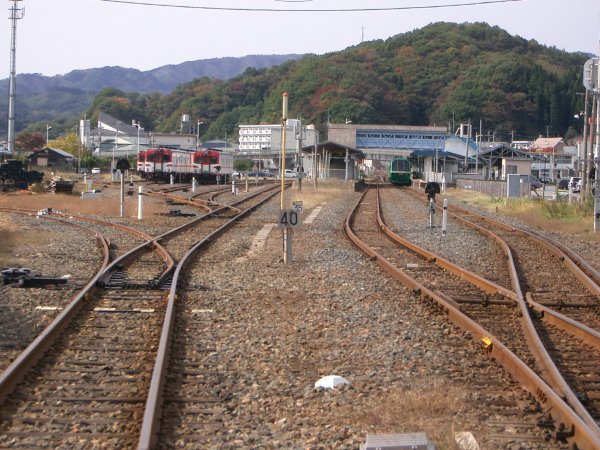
277 208 301 263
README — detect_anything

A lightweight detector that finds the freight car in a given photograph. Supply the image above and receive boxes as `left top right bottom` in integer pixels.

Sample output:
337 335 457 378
137 147 233 183
388 157 412 186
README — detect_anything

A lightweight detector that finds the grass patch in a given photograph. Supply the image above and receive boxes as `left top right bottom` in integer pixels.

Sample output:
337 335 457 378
286 179 350 210
444 188 600 243
354 379 468 449
0 223 54 267
0 188 170 222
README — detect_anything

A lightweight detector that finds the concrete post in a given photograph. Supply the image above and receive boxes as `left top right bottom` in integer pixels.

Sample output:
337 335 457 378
137 186 143 220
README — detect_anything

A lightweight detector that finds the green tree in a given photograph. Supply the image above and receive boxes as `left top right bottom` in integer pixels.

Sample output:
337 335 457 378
234 159 253 172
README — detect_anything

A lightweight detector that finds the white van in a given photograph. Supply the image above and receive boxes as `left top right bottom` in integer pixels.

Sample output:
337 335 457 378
284 169 297 178
91 168 101 174
568 177 581 192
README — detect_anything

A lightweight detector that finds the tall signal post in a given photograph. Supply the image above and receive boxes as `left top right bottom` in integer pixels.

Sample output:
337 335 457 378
7 0 24 155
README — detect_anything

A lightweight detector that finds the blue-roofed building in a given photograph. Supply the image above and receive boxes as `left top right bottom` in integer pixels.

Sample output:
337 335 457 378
328 123 447 161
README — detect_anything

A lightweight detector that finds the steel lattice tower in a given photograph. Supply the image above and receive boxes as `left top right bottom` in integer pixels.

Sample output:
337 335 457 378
7 0 24 154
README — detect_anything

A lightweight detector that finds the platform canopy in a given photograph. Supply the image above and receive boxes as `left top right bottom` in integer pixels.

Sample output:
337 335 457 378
301 140 365 160
300 141 365 180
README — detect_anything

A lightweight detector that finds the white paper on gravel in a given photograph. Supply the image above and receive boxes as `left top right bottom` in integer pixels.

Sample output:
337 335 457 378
314 375 351 390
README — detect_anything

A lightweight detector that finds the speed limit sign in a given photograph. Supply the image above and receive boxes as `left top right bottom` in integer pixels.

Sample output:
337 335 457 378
277 209 301 228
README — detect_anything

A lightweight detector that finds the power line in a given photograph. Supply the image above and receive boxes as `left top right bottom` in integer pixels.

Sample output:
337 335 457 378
97 0 524 13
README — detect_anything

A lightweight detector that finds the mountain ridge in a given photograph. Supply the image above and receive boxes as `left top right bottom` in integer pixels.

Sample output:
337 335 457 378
1 54 304 95
0 54 304 137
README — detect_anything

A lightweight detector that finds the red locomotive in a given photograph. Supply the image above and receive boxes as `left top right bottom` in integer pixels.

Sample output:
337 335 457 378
137 147 233 183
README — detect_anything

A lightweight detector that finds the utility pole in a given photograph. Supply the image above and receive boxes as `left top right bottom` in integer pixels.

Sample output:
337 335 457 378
583 53 600 231
581 90 589 195
7 0 24 155
280 93 288 210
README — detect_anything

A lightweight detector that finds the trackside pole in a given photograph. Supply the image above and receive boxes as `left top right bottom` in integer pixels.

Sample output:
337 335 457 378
232 179 235 194
137 186 143 220
170 174 174 185
442 199 448 237
119 171 125 218
192 177 196 193
429 199 435 229
284 228 292 263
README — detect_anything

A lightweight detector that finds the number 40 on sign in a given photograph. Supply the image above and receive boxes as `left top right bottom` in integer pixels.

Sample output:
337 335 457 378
277 209 301 228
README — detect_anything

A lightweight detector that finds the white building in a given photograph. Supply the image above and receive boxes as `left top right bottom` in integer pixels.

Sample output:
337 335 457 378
238 119 318 153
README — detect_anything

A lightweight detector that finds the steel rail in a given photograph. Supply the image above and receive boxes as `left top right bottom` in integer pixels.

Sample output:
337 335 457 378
443 201 600 296
48 212 176 289
403 187 600 436
527 227 600 289
344 186 600 449
526 293 600 350
100 184 282 287
0 206 175 275
0 214 111 405
376 197 517 301
137 186 282 450
50 212 175 272
144 190 216 211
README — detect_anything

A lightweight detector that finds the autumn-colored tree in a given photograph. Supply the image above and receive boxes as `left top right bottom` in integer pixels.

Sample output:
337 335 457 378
47 132 82 156
15 132 45 151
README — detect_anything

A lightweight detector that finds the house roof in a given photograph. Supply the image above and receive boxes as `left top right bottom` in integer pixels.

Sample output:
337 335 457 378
30 147 75 159
478 144 529 159
98 112 139 136
529 137 563 152
411 149 464 160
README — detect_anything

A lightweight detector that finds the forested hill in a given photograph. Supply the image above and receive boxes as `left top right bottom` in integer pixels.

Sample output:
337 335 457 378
0 54 303 137
91 22 586 143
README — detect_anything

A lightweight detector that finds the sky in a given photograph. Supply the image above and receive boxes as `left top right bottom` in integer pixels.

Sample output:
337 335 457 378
2 0 600 77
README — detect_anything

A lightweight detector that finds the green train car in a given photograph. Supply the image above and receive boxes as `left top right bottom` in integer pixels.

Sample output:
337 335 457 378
389 157 412 186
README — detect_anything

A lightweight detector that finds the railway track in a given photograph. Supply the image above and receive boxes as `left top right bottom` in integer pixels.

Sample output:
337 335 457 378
434 192 600 433
345 185 600 449
401 187 600 432
0 208 110 373
0 184 283 448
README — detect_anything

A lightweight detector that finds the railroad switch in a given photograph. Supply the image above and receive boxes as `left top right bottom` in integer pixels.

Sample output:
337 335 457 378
1 266 68 288
554 423 575 441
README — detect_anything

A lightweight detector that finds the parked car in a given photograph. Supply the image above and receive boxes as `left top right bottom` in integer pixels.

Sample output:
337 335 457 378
284 169 297 178
568 177 581 192
247 170 275 179
520 175 543 190
91 168 101 174
557 178 569 190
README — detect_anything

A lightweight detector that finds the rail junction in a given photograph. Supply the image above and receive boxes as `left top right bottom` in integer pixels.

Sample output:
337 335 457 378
0 179 598 448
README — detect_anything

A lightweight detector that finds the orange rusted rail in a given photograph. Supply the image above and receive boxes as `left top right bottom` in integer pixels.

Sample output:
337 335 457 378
137 185 283 450
344 186 600 449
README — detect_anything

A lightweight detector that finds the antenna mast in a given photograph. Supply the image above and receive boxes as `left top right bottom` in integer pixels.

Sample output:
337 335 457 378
7 0 25 154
